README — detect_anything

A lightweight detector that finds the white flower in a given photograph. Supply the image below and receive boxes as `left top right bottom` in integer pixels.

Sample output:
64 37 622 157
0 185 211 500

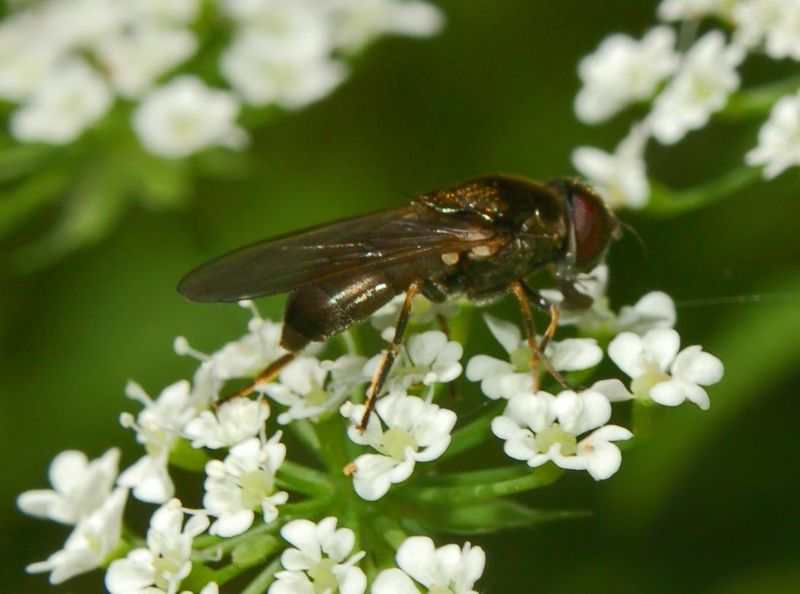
466 313 602 399
204 436 288 537
183 397 270 449
118 380 198 503
745 90 800 179
733 0 800 60
132 75 244 158
575 27 678 124
17 448 119 525
10 58 112 144
221 29 346 109
106 499 209 594
175 301 288 382
270 517 366 594
542 265 676 336
371 536 485 594
328 0 444 53
649 31 744 145
0 14 63 101
370 293 460 341
222 0 330 57
598 328 724 410
364 330 463 391
262 354 366 424
341 392 456 500
572 123 651 209
657 0 735 21
491 390 632 480
96 23 197 98
26 487 127 584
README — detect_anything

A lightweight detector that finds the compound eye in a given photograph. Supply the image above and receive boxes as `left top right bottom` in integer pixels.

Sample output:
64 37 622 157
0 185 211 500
571 186 613 269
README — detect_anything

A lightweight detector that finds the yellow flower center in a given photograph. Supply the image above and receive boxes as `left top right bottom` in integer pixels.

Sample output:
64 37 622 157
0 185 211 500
308 558 339 594
240 469 274 510
535 423 577 456
382 428 418 461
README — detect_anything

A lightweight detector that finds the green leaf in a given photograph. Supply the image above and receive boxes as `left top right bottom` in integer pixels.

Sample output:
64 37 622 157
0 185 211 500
407 499 588 534
396 463 563 504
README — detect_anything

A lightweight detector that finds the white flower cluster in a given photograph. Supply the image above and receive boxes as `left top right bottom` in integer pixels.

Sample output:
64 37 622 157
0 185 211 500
0 0 443 157
572 1 800 207
17 271 723 593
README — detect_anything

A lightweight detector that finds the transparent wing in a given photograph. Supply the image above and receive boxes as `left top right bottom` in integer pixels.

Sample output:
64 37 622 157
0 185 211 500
178 206 497 302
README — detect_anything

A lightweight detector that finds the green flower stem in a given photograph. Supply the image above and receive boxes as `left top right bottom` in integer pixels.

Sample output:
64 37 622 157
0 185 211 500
440 402 504 462
280 496 335 519
720 74 800 120
413 464 542 487
396 463 563 505
314 413 351 472
240 559 282 594
276 460 333 496
646 166 762 217
288 418 323 460
195 522 280 555
632 400 656 438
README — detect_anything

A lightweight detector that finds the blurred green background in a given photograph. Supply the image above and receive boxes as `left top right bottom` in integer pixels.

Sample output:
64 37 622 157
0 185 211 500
2 1 800 592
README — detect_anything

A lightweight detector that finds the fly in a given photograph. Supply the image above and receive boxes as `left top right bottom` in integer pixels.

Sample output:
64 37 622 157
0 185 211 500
178 174 621 428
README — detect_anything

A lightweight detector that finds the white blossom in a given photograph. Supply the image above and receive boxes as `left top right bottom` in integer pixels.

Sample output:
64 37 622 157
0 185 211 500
26 487 127 584
657 0 735 21
598 328 724 410
341 392 456 500
466 313 602 400
10 58 112 144
96 23 198 98
0 14 63 101
203 436 288 537
371 536 485 594
132 75 244 158
541 265 676 336
745 90 800 179
270 517 366 594
491 390 632 480
221 0 331 57
174 301 288 383
575 27 679 124
733 0 800 60
572 123 651 209
261 354 366 424
649 31 744 145
221 29 346 109
183 397 270 449
118 380 198 503
327 0 444 53
105 499 209 594
364 330 463 392
17 448 119 525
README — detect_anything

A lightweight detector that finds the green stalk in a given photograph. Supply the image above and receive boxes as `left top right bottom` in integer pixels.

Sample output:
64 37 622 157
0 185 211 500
276 460 333 495
240 559 282 594
396 463 563 504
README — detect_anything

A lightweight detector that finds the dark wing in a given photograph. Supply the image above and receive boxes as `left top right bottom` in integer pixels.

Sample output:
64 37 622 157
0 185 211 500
178 205 498 302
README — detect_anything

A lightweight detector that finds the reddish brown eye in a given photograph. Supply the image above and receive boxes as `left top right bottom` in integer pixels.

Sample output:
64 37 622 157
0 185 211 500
569 183 615 270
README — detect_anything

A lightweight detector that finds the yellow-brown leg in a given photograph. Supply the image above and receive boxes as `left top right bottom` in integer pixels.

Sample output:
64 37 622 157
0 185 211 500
358 280 423 430
215 351 298 408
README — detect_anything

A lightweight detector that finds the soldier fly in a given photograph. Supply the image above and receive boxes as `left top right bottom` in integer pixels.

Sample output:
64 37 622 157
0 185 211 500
178 174 621 429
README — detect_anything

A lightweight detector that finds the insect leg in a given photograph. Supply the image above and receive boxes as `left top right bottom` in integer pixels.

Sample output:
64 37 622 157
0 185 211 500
509 281 574 392
217 351 298 407
358 280 423 431
520 283 560 353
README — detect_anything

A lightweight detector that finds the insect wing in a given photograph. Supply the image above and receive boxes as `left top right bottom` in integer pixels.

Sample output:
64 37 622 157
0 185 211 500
178 206 497 302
